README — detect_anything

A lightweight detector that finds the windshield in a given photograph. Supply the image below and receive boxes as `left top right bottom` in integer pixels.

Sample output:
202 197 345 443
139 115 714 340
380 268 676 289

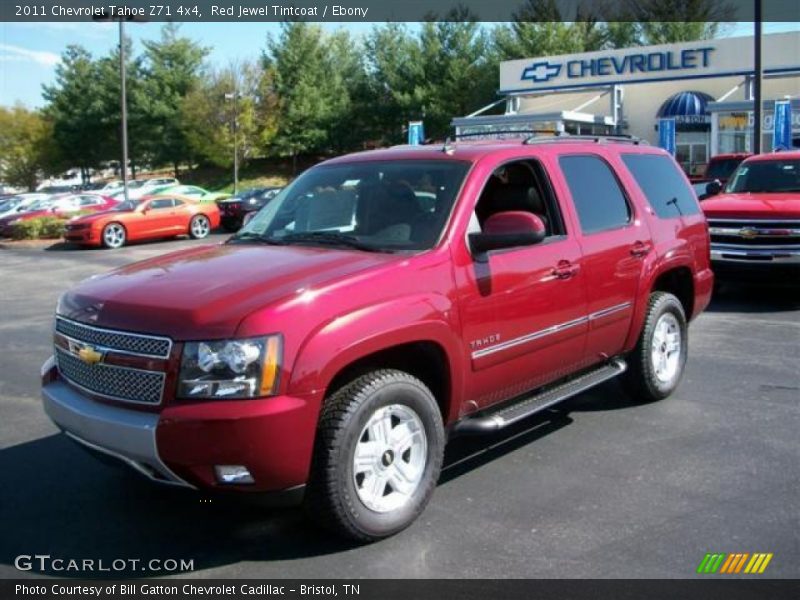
707 158 744 180
112 199 141 211
128 181 145 189
726 159 800 193
26 198 55 211
232 160 470 252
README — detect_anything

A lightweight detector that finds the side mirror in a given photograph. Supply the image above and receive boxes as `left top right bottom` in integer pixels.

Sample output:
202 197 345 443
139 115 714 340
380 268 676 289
705 179 722 197
469 211 546 261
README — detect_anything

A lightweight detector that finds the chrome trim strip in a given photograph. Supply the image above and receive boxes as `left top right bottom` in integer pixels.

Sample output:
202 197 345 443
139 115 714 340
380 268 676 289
588 301 632 321
711 247 800 264
472 315 588 360
55 316 173 359
707 219 800 225
55 347 166 406
471 302 633 360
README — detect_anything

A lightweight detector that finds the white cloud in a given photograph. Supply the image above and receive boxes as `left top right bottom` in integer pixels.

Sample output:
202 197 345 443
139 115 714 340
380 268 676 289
0 43 60 67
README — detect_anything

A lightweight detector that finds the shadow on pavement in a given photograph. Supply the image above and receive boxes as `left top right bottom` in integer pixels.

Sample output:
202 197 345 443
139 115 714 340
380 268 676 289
707 279 800 313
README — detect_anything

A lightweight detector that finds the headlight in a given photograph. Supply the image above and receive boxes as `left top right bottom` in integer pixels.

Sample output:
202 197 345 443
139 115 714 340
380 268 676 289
178 336 282 399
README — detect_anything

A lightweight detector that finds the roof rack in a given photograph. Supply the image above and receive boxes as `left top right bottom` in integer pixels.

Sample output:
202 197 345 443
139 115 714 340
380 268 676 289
523 133 646 145
453 129 559 140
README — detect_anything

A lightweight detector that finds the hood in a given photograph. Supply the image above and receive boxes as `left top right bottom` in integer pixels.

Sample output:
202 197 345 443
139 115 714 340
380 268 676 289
58 243 399 339
702 192 800 220
71 209 132 224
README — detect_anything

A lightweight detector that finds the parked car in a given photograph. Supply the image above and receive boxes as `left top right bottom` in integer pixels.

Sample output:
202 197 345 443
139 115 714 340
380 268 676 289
63 194 220 248
0 193 52 220
217 187 283 232
0 194 119 236
690 152 751 186
42 137 712 541
149 184 229 203
701 151 800 279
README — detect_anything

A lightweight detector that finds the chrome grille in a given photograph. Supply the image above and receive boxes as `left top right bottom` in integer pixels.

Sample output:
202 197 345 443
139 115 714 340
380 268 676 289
56 317 171 358
708 219 800 247
55 347 164 405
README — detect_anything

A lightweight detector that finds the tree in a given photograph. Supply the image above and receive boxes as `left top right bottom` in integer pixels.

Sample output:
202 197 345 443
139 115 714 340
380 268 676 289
42 45 108 183
263 22 357 169
141 24 208 176
0 106 57 190
180 61 272 169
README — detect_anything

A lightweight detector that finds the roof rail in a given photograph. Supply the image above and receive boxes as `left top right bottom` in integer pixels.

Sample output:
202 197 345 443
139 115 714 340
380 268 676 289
523 133 647 145
453 129 559 140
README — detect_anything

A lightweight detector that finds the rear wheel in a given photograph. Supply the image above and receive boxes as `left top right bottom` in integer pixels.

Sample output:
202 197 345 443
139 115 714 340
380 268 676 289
623 292 688 402
189 214 211 239
101 223 126 249
305 369 445 542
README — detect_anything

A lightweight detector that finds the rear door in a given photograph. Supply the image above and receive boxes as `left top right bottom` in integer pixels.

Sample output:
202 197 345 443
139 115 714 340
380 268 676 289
553 152 651 363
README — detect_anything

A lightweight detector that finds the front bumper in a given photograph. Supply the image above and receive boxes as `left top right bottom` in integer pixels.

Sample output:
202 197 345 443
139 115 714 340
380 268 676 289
42 358 320 495
42 379 192 487
710 244 800 265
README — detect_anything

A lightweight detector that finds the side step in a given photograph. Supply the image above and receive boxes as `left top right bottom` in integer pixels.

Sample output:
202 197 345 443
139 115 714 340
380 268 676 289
453 358 627 435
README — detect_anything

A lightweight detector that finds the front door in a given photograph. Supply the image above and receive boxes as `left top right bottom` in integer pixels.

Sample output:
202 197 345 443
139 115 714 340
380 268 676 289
453 159 589 410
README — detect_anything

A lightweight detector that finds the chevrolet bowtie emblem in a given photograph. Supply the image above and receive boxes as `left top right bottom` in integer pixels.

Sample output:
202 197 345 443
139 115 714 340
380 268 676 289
77 345 104 365
739 227 758 239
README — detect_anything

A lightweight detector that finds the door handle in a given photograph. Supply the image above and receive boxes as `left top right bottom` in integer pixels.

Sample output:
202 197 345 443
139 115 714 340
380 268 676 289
552 261 580 279
630 241 651 258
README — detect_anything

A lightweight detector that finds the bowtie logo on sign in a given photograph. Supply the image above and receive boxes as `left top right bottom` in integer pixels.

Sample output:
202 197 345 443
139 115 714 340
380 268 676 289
521 61 562 83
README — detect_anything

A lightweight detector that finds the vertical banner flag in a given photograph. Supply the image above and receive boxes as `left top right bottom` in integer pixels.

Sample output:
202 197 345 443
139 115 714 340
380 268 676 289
658 118 676 156
772 100 792 151
408 121 425 145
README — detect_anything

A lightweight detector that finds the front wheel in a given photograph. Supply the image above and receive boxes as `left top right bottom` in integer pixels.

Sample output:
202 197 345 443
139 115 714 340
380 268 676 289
623 291 688 402
189 214 211 239
305 369 445 542
101 222 126 249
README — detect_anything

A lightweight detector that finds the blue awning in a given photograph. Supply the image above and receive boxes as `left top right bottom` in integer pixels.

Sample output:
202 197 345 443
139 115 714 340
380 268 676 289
658 91 715 119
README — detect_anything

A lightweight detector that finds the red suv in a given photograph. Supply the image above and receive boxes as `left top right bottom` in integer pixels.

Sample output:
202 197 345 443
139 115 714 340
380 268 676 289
42 137 713 541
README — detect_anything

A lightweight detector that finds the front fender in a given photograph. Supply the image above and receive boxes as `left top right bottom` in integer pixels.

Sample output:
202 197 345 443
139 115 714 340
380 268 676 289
288 294 463 422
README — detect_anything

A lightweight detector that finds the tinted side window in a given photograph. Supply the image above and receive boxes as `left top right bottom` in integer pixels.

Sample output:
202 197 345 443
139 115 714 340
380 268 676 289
150 199 173 209
622 154 701 218
559 155 631 234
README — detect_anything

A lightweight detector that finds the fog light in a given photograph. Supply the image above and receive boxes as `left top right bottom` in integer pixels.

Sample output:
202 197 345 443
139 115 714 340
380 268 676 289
214 465 254 484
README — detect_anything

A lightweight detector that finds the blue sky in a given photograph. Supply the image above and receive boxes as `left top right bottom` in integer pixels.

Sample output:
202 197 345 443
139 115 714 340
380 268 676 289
1 21 797 108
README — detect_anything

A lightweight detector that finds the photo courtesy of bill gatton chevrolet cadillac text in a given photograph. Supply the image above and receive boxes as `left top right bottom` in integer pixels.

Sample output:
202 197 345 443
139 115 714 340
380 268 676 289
41 135 713 541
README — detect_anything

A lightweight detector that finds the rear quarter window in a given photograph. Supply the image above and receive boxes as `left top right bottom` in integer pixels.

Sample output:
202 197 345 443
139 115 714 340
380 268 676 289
622 154 701 218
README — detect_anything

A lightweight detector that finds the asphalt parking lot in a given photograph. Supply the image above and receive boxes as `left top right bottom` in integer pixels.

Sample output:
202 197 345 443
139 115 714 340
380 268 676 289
0 235 798 579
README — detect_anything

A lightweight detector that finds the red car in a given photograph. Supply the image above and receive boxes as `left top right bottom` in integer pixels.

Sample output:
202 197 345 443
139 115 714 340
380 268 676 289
702 150 800 279
43 137 711 540
63 194 220 248
0 194 118 236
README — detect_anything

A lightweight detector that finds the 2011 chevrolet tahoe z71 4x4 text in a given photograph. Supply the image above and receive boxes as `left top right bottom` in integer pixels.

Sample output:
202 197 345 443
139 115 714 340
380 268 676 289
42 136 713 541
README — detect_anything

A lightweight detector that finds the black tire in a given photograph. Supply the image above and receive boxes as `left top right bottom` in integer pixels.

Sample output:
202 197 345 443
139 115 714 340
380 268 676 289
305 369 445 542
221 220 240 233
623 291 688 402
101 222 126 249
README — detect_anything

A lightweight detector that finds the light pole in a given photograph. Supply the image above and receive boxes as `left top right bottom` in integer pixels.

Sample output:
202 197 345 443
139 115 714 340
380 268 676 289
224 91 240 195
753 0 763 154
93 11 146 202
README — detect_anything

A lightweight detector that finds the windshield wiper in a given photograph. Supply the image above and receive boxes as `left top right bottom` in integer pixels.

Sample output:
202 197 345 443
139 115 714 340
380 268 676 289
279 231 380 252
227 231 285 245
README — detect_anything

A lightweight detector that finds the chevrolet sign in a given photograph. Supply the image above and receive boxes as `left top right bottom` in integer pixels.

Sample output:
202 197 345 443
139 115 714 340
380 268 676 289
500 33 800 93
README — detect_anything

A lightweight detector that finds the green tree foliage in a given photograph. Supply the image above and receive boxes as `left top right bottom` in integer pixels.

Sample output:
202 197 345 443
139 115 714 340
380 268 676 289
181 61 274 169
0 106 56 190
42 46 108 181
141 24 209 175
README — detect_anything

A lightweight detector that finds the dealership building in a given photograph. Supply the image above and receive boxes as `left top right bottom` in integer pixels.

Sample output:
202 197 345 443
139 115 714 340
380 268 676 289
453 31 800 177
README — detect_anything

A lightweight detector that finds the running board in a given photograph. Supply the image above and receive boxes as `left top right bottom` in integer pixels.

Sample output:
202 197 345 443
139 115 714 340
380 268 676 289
453 358 627 435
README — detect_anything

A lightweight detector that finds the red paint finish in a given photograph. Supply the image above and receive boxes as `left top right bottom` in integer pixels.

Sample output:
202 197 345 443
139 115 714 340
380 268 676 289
49 140 712 492
63 194 220 246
